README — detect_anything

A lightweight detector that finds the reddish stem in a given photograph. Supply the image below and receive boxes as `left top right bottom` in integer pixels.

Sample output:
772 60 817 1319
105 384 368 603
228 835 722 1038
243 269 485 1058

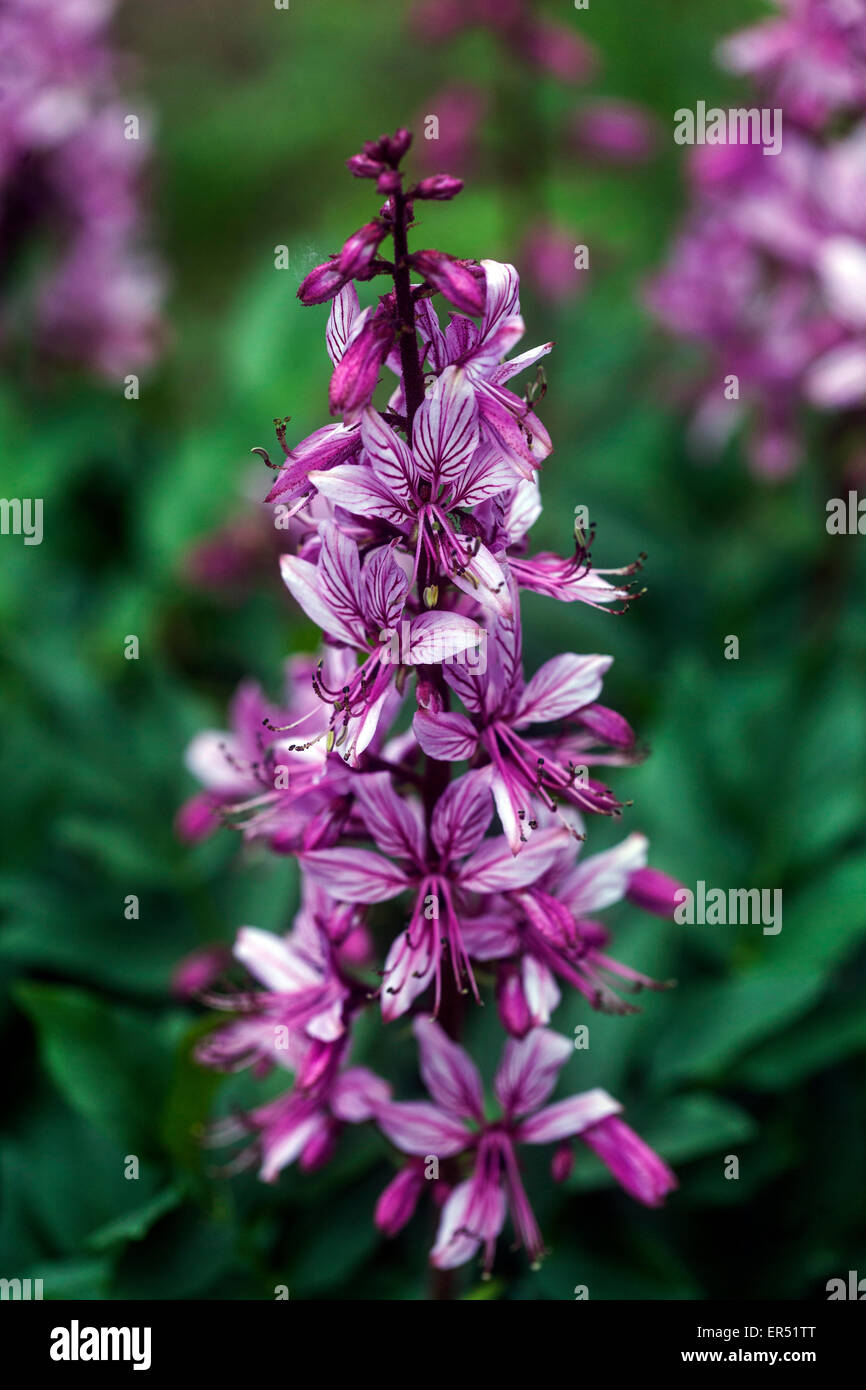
390 188 426 431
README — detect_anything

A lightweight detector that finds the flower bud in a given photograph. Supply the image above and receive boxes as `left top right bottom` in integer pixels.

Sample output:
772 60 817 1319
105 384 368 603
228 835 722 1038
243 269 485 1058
570 100 656 165
338 220 386 277
409 249 485 316
329 303 396 421
496 962 533 1038
297 257 348 306
626 867 684 918
175 792 220 842
300 1121 338 1172
377 170 403 196
520 21 597 84
363 128 412 166
171 944 231 1000
346 153 385 178
413 174 464 201
374 1162 425 1236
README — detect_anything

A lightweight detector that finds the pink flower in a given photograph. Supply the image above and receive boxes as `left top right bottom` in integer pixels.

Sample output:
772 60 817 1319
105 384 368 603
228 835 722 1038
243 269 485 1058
374 1019 674 1271
280 521 482 763
463 832 679 1027
414 602 637 851
209 1036 391 1183
302 770 571 1019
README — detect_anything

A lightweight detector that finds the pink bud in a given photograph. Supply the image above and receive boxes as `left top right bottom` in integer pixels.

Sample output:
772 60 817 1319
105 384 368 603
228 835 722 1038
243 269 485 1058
496 963 533 1038
363 129 412 166
415 674 444 713
347 153 385 179
297 1038 338 1090
300 1121 338 1172
338 221 386 277
374 1162 425 1236
385 127 413 162
575 918 608 950
409 249 485 316
171 944 231 1000
520 22 597 84
329 303 396 420
413 174 464 201
377 170 403 196
297 258 348 306
626 867 684 918
338 924 374 968
175 792 220 843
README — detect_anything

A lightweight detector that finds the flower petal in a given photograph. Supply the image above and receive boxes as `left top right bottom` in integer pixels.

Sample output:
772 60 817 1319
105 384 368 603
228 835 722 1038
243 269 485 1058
309 463 408 525
494 1028 573 1118
301 848 409 902
330 1066 392 1123
413 708 479 762
279 554 358 646
234 926 319 992
514 653 612 726
326 283 360 365
361 406 416 494
404 610 483 665
557 832 648 915
413 1017 484 1121
412 365 479 482
354 771 425 863
431 769 494 861
460 826 571 892
516 1088 622 1144
430 1175 506 1270
375 1100 469 1157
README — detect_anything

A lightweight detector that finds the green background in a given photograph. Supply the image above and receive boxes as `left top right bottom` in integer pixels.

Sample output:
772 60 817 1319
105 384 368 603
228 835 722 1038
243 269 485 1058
1 0 865 1300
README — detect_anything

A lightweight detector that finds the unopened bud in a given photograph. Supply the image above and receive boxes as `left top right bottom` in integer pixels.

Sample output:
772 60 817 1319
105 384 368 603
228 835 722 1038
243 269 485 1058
413 174 464 201
377 170 403 196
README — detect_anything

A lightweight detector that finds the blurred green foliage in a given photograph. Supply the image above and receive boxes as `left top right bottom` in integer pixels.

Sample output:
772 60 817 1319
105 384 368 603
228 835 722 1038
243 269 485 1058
1 0 865 1300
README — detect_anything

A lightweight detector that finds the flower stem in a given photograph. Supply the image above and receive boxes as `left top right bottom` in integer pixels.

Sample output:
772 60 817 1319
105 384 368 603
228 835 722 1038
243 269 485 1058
391 190 425 431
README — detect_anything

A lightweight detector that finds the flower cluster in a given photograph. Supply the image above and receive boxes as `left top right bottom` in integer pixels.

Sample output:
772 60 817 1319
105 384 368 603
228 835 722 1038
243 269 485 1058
0 0 162 375
649 0 866 479
178 129 679 1277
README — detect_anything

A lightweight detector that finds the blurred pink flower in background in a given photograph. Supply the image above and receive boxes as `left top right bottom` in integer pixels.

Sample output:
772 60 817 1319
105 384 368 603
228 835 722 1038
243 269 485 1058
521 221 586 304
409 0 657 301
569 100 658 165
415 85 488 175
649 0 866 479
0 0 163 376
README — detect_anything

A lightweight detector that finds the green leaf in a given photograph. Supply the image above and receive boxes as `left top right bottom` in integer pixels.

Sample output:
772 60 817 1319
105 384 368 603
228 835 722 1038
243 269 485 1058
734 998 866 1090
16 983 177 1155
87 1188 182 1252
649 968 823 1087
